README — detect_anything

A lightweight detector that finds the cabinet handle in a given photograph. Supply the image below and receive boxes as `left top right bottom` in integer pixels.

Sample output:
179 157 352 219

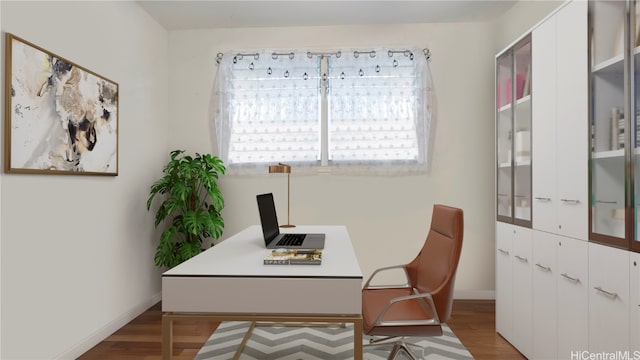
594 286 618 299
560 199 580 205
535 263 551 272
515 255 528 263
535 197 551 202
498 248 509 256
514 195 526 198
594 200 617 204
561 273 580 283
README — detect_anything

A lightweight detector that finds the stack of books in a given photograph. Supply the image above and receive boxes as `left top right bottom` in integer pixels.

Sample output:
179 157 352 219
611 107 625 150
263 249 322 265
636 111 640 148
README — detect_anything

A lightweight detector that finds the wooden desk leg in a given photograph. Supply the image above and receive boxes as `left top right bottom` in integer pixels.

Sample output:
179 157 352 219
353 317 363 360
162 313 173 360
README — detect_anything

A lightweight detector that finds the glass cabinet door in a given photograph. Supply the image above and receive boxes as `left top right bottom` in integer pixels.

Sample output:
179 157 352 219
496 36 532 227
497 51 514 222
512 39 532 226
634 0 640 252
589 0 628 246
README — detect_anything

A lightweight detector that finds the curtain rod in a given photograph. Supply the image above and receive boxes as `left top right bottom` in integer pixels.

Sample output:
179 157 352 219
215 48 431 64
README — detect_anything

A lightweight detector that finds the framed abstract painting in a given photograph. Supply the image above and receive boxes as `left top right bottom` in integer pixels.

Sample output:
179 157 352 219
4 33 119 175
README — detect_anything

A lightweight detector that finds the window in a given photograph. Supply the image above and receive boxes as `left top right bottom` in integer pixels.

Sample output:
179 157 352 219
212 48 433 174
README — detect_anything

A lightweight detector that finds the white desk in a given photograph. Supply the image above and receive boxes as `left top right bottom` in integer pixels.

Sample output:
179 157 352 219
162 225 363 359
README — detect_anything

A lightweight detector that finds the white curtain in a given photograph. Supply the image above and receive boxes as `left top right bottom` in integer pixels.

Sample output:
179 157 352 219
211 48 434 175
212 50 321 174
328 48 433 174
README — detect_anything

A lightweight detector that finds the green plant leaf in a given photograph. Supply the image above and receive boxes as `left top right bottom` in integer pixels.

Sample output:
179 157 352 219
178 240 202 263
182 209 204 235
170 181 190 203
204 212 224 239
155 228 178 267
208 186 224 212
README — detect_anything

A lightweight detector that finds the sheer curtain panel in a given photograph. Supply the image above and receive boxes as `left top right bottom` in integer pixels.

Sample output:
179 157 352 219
212 50 321 173
328 48 433 174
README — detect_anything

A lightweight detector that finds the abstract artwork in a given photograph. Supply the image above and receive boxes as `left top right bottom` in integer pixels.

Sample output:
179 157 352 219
4 33 119 175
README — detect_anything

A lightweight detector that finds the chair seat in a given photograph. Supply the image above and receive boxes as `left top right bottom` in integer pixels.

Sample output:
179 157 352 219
362 287 443 337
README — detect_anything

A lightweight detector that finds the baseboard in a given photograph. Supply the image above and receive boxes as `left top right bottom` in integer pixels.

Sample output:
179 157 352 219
56 291 162 360
454 289 495 300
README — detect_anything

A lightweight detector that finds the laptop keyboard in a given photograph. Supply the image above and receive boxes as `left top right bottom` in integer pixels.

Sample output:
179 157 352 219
276 233 306 247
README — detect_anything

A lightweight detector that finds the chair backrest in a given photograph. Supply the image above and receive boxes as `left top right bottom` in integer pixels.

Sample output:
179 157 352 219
404 204 464 323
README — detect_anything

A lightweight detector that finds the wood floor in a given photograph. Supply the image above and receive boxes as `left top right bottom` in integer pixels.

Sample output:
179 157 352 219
78 300 525 360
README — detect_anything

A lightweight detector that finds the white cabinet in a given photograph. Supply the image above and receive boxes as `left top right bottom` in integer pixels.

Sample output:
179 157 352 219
557 236 589 359
589 242 630 353
496 221 513 340
532 231 556 359
496 222 532 357
631 252 640 352
511 226 533 358
531 232 589 360
532 0 588 240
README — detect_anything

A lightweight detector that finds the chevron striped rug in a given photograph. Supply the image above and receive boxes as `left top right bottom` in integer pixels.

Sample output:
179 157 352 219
194 321 473 360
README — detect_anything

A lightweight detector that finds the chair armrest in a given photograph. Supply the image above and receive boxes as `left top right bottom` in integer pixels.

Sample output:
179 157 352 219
373 292 441 327
363 265 409 289
363 265 411 289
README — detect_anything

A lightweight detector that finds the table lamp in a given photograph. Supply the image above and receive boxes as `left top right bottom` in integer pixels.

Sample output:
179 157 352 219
268 163 295 228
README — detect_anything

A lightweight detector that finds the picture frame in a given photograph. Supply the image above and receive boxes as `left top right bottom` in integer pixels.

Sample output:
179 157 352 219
4 33 119 175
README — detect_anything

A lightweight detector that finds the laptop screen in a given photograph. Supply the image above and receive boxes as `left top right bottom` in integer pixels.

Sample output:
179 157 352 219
257 193 280 245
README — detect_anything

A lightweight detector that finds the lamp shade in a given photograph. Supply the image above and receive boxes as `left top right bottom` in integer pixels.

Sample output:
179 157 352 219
269 163 291 174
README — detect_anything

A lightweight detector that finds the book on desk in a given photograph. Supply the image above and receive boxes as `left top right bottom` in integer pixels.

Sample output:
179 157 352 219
264 249 322 265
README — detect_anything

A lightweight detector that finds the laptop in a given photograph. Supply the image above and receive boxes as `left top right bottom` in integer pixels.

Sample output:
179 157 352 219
256 193 325 249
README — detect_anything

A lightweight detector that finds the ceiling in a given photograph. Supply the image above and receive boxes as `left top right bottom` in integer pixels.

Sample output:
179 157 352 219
138 1 518 30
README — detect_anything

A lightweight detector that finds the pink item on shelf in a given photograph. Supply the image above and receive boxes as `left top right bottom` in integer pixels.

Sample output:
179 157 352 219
497 74 526 108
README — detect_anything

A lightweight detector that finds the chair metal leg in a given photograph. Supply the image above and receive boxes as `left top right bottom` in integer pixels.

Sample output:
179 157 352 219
365 336 424 360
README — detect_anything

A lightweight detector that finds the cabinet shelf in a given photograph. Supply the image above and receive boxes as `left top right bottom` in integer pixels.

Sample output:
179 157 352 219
592 149 624 159
592 34 640 72
498 95 532 113
499 159 531 168
592 53 624 73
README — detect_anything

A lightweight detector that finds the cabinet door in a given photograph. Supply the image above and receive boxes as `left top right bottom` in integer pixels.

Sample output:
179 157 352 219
589 0 627 245
532 11 557 234
511 227 533 358
532 230 557 359
631 252 640 352
512 40 532 227
557 236 588 359
497 52 514 222
589 242 630 353
496 222 513 340
556 0 588 241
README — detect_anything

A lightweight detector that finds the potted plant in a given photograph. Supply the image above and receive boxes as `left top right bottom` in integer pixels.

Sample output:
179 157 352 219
147 150 226 268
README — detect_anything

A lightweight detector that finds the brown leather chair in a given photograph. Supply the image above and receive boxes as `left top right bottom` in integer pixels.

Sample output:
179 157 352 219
361 204 464 360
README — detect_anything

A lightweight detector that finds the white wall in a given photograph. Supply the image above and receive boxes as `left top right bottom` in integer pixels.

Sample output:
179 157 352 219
168 22 498 298
1 1 169 359
494 0 564 53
